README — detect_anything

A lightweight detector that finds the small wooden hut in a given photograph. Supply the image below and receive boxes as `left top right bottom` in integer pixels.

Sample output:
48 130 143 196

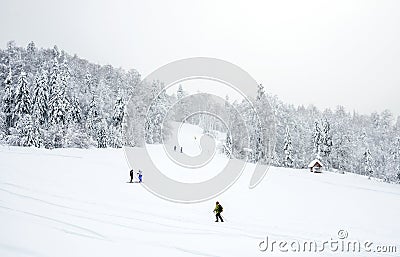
308 159 323 173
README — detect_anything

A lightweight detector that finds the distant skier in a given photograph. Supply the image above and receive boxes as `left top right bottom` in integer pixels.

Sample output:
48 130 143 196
174 145 177 151
137 170 143 183
129 169 133 183
180 146 183 153
213 201 224 222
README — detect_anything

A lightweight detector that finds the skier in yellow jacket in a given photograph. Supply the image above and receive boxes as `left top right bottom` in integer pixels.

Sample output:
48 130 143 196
213 201 224 222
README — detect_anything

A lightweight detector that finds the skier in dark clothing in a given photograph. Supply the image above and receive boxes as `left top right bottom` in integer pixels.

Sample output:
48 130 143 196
174 145 177 151
213 201 224 222
180 146 183 153
129 169 134 183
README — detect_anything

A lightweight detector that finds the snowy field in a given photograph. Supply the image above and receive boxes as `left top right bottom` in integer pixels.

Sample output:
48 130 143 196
1 125 400 256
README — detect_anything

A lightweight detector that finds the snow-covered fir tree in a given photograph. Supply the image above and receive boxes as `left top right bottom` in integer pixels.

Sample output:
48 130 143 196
49 57 59 96
59 56 70 95
224 132 233 158
393 137 400 181
86 97 101 138
48 56 69 126
364 148 374 178
145 82 168 144
112 97 125 128
14 71 31 118
248 112 264 163
256 83 265 101
64 123 92 148
68 96 81 124
320 118 333 165
174 84 189 122
96 120 108 148
32 68 49 126
84 71 93 94
106 97 124 148
2 69 14 133
16 114 40 147
283 126 293 167
108 124 123 148
313 120 322 159
48 88 69 126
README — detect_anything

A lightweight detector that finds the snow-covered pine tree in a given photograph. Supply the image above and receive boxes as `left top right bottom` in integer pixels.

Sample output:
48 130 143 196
254 82 276 164
59 56 70 95
321 118 333 166
96 120 107 148
112 97 125 128
145 83 168 144
228 102 247 160
48 89 69 126
68 96 82 124
313 120 322 159
49 57 59 97
108 124 123 148
121 99 138 147
224 132 233 158
256 83 265 101
2 69 14 133
15 114 41 147
248 111 264 163
6 41 24 80
224 95 231 126
84 71 93 94
51 46 60 62
64 123 92 148
51 126 64 148
393 137 400 182
32 68 49 126
27 41 36 56
174 84 189 122
14 71 31 118
107 97 125 148
86 97 101 138
45 57 72 148
283 126 293 167
48 56 68 126
364 148 374 179
48 57 70 127
333 134 350 171
25 41 38 74
177 84 184 101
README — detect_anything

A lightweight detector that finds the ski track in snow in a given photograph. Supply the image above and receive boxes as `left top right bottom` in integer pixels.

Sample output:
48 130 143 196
0 242 48 257
0 148 83 159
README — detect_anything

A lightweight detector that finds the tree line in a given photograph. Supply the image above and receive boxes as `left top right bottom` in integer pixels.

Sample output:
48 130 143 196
1 41 399 183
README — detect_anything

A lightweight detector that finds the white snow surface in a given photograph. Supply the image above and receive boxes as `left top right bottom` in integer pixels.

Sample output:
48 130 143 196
1 124 400 257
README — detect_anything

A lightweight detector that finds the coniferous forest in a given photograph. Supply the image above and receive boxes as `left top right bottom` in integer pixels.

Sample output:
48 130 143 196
1 41 399 183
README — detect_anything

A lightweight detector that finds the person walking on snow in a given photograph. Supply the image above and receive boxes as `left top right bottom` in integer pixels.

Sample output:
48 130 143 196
213 201 224 222
137 170 143 183
129 169 134 183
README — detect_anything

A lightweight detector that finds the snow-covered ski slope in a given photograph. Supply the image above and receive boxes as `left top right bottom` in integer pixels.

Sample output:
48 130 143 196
1 124 400 257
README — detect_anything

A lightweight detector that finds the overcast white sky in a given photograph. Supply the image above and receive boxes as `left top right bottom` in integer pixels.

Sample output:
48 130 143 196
1 0 400 116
